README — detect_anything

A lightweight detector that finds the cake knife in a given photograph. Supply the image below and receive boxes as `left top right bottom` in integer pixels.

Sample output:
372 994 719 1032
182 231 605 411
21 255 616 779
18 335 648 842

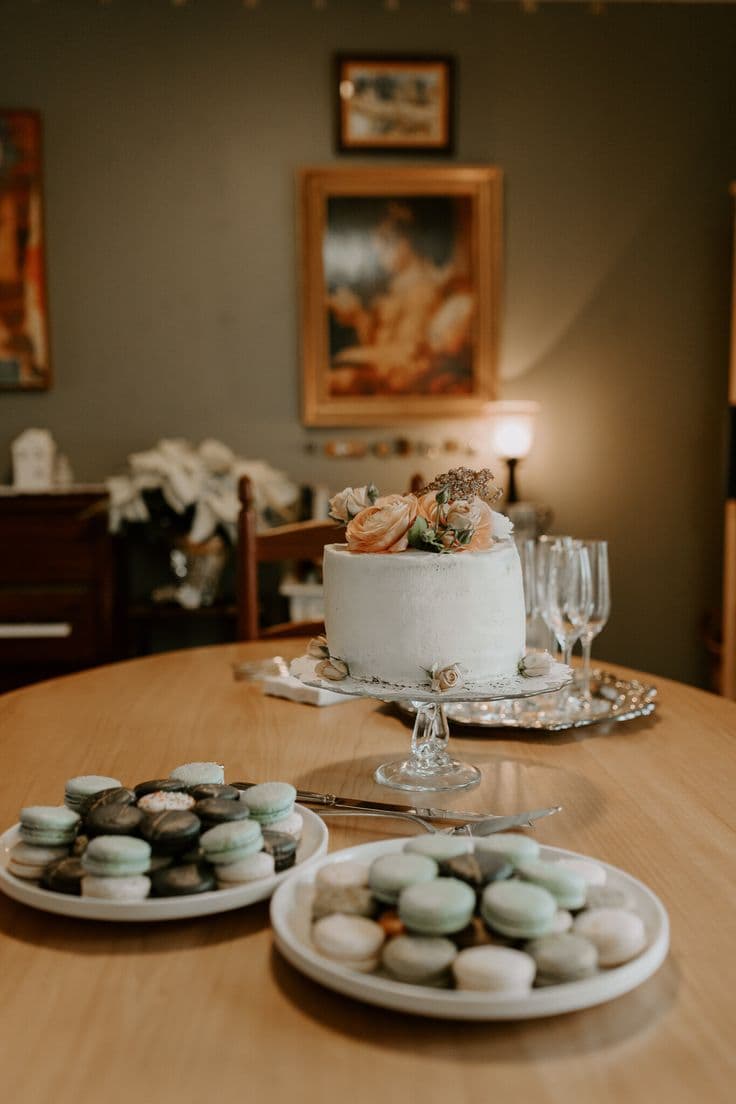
232 783 561 831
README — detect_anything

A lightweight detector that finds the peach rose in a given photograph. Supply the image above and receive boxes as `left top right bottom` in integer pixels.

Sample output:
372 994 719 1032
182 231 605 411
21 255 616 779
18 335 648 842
416 491 442 527
445 497 493 551
346 494 419 553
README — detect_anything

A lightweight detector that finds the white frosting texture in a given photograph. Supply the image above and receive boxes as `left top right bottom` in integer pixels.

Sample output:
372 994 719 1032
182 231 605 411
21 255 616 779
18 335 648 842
323 541 526 687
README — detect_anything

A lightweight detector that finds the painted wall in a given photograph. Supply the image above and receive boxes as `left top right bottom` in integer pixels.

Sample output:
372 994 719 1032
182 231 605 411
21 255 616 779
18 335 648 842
2 0 735 685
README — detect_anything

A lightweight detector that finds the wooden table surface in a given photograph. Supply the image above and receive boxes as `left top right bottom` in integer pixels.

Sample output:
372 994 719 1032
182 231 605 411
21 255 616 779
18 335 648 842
1 641 735 1104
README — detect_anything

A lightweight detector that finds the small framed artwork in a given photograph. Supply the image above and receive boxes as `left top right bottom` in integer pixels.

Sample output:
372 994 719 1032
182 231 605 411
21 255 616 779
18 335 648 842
336 55 454 154
299 165 502 427
0 110 51 391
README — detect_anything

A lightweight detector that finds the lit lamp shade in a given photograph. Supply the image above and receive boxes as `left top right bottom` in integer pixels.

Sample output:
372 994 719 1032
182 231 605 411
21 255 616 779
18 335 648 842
486 401 540 460
486 401 540 504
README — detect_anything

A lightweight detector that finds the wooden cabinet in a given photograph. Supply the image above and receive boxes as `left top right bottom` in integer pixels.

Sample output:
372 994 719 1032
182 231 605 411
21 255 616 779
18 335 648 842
0 489 118 691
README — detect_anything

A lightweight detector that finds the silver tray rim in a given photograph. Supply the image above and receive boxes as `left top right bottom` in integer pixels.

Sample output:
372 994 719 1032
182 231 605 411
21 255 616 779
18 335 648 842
395 669 657 731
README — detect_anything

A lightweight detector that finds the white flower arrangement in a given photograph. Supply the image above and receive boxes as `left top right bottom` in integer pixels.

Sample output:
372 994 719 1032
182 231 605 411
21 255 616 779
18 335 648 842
106 437 299 544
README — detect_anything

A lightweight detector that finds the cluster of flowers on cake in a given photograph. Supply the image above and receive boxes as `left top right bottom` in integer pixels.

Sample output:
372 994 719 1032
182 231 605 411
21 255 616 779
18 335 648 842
328 468 513 555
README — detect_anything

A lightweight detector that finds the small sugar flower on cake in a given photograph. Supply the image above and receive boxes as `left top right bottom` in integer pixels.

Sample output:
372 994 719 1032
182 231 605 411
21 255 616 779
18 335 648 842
518 651 555 678
426 663 465 693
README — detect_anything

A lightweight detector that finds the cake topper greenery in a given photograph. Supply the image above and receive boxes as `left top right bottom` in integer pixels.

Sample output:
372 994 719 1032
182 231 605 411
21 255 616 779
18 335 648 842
328 467 511 555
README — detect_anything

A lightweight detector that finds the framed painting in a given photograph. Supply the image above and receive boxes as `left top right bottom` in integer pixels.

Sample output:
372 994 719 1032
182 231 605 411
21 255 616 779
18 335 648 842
299 165 501 427
336 55 454 153
0 110 50 391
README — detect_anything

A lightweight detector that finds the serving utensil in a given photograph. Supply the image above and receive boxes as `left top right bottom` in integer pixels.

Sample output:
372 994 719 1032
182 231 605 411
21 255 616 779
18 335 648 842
314 806 562 837
232 782 561 835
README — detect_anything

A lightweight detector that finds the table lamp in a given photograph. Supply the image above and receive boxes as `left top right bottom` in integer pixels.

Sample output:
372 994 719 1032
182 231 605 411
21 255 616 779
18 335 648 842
486 401 540 504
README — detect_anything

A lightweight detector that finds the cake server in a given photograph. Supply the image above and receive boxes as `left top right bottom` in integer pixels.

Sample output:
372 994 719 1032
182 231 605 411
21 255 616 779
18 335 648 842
232 782 560 830
314 806 562 836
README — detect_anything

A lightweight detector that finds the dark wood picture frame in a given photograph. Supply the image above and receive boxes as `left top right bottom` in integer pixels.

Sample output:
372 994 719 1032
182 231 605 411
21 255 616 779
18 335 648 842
0 109 52 391
335 54 455 154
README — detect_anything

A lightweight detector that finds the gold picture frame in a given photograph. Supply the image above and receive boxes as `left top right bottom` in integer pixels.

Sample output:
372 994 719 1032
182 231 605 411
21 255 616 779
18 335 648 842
299 165 502 427
336 55 454 153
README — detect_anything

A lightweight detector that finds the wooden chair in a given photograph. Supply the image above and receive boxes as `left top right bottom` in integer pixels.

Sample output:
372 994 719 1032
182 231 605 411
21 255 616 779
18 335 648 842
236 472 426 642
236 476 344 641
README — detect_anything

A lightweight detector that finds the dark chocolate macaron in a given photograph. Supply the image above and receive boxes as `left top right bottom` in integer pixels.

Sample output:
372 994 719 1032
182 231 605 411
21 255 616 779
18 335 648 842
189 783 241 802
134 778 187 800
193 797 250 830
41 856 86 896
262 829 298 872
85 787 137 815
440 851 514 891
151 863 216 897
139 810 201 855
86 803 144 838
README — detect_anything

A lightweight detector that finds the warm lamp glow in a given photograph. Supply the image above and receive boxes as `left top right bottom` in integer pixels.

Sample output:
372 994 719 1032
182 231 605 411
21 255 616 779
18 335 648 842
486 401 540 460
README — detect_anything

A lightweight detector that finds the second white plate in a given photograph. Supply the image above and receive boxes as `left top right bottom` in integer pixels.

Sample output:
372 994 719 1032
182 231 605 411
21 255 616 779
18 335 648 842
0 804 328 922
271 837 669 1020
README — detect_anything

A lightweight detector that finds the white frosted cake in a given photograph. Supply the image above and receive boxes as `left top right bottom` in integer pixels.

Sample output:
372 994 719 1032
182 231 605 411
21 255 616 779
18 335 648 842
323 539 525 688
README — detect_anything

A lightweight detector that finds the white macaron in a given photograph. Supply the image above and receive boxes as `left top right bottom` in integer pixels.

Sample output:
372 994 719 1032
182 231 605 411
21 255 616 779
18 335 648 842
452 946 536 994
573 907 646 966
312 913 385 972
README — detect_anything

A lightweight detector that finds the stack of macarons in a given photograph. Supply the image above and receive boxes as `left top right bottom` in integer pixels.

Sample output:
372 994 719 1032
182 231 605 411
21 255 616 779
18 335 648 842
6 764 303 902
308 834 648 993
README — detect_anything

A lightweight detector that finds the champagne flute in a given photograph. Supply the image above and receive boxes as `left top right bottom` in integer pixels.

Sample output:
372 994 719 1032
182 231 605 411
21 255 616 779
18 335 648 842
578 540 611 704
527 534 573 653
544 542 593 667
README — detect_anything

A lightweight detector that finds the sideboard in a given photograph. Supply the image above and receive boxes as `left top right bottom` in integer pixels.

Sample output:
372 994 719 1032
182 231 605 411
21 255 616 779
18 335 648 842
0 488 118 691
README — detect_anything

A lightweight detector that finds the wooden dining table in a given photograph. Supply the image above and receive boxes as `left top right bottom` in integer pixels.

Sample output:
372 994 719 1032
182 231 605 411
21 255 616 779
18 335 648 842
1 639 734 1104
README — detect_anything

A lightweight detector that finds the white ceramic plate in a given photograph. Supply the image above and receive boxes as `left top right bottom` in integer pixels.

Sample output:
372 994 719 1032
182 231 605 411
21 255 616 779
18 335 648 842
0 804 328 922
271 838 669 1020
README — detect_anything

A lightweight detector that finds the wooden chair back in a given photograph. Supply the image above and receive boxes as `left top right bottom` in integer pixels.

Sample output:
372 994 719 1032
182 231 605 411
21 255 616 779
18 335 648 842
236 476 344 641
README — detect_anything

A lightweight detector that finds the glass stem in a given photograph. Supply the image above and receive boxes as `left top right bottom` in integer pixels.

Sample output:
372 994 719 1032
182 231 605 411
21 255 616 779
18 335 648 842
410 702 451 773
580 635 593 704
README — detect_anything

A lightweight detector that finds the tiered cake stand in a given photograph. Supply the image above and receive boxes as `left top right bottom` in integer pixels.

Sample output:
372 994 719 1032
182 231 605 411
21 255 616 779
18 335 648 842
291 657 572 793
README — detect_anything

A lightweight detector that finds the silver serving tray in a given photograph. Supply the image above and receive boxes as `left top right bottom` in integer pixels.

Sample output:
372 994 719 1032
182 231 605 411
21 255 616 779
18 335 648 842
396 669 657 732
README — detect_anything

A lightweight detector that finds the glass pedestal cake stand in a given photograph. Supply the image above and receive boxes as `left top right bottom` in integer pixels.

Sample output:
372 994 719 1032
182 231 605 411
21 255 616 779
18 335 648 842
290 656 572 793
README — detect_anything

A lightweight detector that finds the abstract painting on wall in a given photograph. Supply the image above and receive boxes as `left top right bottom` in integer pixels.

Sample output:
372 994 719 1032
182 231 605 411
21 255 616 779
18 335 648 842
299 165 501 426
0 110 51 390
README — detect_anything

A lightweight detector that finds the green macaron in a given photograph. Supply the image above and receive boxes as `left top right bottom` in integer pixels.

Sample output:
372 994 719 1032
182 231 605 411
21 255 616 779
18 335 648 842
517 859 587 910
368 853 438 905
481 880 557 939
239 782 296 826
403 835 473 862
64 775 122 813
81 835 152 877
169 762 225 786
398 877 476 936
200 819 263 864
472 833 540 866
20 805 80 847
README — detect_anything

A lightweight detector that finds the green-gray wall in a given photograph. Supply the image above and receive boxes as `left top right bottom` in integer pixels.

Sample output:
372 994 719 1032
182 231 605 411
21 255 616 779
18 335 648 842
2 0 735 686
